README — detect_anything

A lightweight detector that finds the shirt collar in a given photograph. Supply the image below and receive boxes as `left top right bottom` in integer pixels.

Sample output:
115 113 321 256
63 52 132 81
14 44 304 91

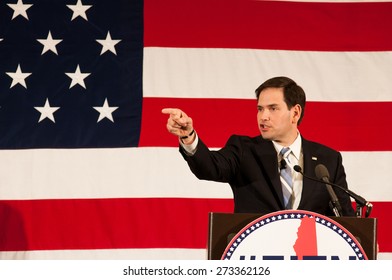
272 132 302 161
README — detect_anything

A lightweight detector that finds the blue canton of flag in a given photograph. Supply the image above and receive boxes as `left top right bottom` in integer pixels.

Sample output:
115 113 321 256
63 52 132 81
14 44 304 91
0 0 143 148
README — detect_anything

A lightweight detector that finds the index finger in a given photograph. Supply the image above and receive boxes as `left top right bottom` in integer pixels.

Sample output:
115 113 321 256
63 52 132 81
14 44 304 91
162 108 182 117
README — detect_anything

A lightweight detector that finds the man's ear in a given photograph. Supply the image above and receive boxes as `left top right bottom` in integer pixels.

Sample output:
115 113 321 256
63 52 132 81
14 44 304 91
292 104 302 124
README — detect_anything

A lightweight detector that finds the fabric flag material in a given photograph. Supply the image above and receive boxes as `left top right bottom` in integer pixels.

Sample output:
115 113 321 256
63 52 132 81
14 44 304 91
0 0 391 260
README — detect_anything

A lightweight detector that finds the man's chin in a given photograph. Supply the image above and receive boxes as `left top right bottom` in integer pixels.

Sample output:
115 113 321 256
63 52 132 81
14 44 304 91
260 133 273 141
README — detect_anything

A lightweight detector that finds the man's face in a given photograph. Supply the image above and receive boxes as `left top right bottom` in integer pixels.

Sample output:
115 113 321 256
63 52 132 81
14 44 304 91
257 87 300 145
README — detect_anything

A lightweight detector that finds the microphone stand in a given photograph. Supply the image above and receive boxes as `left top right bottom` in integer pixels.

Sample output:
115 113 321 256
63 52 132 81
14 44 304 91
294 165 373 218
324 180 343 217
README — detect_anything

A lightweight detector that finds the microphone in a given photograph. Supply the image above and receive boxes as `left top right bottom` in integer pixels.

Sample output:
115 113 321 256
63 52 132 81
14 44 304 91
280 159 287 170
294 165 373 217
314 164 343 217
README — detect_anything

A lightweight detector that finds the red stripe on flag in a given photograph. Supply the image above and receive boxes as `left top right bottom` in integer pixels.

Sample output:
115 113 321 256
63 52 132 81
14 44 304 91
144 0 392 51
140 97 392 151
1 199 390 253
0 198 233 251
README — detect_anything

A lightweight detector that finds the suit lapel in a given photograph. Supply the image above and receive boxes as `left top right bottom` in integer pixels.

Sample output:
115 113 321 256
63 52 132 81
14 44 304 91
253 137 285 208
298 138 321 208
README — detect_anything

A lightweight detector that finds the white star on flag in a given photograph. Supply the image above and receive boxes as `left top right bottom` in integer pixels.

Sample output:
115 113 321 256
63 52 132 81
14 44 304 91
65 64 91 89
93 98 118 123
7 0 33 20
67 0 92 21
6 64 32 88
34 98 60 123
37 31 63 55
96 31 122 55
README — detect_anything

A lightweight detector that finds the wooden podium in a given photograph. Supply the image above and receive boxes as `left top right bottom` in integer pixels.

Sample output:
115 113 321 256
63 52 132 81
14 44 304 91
207 212 378 260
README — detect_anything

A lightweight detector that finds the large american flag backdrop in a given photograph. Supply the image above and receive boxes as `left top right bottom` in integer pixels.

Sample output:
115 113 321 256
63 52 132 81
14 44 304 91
0 0 391 260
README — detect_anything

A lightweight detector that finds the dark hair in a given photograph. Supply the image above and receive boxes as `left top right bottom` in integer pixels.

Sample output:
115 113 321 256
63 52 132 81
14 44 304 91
255 76 306 125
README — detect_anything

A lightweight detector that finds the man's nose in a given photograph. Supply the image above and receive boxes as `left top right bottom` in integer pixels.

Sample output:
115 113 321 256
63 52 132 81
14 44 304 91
259 110 270 120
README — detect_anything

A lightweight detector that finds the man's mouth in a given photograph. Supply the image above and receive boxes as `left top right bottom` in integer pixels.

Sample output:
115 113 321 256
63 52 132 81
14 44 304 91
260 124 270 132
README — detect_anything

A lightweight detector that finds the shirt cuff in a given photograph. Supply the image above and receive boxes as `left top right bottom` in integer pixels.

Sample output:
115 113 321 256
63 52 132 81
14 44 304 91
180 133 199 155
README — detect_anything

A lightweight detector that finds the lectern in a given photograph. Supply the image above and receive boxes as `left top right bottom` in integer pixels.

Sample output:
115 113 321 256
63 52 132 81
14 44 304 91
208 212 377 260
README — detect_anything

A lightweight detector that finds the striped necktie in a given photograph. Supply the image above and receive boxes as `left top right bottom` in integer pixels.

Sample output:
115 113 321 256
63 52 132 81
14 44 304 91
280 147 293 209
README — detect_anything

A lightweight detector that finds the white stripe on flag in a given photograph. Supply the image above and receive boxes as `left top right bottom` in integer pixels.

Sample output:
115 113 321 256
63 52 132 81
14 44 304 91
0 249 207 260
1 148 391 201
1 249 390 260
144 47 392 101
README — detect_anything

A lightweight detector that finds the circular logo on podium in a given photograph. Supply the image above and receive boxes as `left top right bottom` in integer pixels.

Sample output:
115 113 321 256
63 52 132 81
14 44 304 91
222 210 367 260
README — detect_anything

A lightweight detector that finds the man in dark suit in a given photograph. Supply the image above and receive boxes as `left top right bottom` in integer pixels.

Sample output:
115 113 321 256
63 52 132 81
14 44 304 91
162 76 355 216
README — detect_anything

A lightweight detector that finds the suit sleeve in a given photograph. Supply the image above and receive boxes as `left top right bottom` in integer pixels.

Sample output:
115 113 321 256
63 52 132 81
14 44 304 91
179 135 242 183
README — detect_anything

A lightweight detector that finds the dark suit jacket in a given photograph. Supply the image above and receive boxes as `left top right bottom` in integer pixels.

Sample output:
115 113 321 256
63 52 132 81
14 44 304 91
180 134 355 216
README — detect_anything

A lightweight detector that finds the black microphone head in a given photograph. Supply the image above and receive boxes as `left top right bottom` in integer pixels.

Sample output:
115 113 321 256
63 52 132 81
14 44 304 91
293 165 302 172
280 159 287 170
315 164 330 180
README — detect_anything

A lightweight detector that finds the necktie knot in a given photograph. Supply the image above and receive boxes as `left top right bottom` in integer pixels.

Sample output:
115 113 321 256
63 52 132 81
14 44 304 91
280 147 291 159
